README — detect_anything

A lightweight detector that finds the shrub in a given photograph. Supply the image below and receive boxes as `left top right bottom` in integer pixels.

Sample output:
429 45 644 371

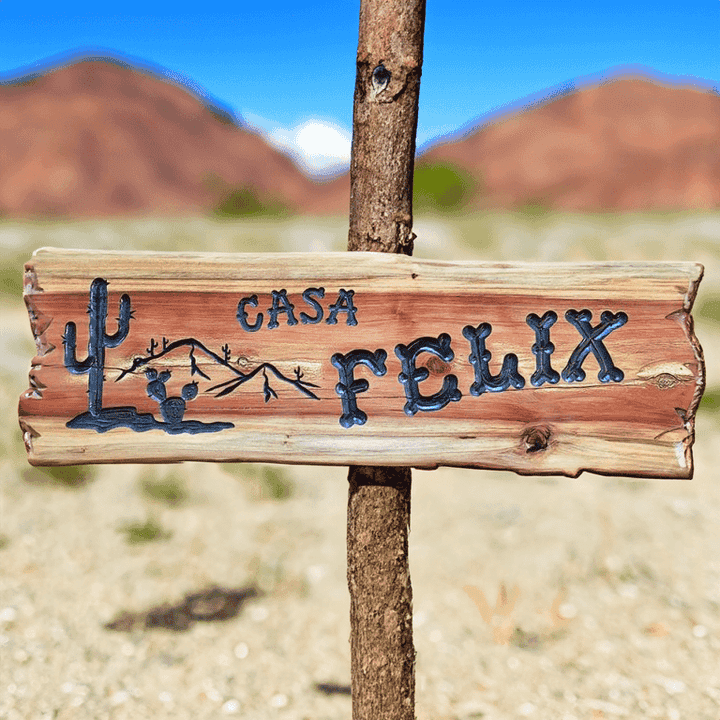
22 464 96 488
212 187 289 219
141 471 188 507
223 463 293 500
700 387 720 416
413 162 476 212
516 198 553 217
0 262 21 298
118 517 171 544
696 295 720 325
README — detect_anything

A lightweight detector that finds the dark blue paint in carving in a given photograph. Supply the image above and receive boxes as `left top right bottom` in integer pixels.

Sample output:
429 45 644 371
145 368 201 425
64 279 234 435
237 294 263 332
462 323 525 395
331 348 387 428
394 334 462 416
526 311 560 387
326 289 358 326
146 368 171 402
66 407 232 434
267 289 298 329
119 336 319 401
204 360 319 400
300 287 325 324
63 277 132 416
561 309 628 383
65 279 318 436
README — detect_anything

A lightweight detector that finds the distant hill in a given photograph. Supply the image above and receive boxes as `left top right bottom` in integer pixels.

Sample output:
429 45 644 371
1 55 717 220
0 55 345 219
420 75 720 212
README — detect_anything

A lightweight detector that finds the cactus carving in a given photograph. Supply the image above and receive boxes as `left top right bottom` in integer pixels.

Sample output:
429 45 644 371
64 278 233 435
145 368 199 426
63 278 132 415
62 277 310 436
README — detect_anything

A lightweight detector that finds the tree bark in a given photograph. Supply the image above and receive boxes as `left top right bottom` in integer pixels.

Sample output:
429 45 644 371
347 466 415 719
348 0 426 257
346 2 426 718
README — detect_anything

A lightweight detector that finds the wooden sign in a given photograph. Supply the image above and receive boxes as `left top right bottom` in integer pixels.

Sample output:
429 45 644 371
19 248 704 478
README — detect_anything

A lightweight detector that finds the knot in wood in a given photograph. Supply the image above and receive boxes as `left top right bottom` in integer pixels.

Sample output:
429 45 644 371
423 356 451 375
371 64 391 97
654 372 679 389
522 425 551 453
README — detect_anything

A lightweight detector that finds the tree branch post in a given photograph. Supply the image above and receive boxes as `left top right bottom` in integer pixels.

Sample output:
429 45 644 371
346 1 426 718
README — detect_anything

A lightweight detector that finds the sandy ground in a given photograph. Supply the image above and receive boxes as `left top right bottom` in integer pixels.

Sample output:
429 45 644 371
2 424 720 720
2 216 720 719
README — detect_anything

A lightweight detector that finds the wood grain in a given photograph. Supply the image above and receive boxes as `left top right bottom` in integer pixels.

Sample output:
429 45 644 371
20 248 704 478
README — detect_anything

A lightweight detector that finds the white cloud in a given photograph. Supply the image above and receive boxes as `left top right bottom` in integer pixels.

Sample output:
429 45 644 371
244 113 352 178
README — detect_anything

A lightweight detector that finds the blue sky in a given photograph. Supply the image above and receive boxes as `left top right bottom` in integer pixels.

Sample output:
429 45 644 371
2 1 718 176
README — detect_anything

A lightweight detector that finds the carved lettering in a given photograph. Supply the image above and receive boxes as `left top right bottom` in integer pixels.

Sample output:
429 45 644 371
267 289 298 329
61 280 631 435
326 289 358 326
300 287 325 324
331 349 388 428
236 295 263 332
562 309 628 383
394 333 462 416
526 311 560 387
237 287 357 331
463 323 525 395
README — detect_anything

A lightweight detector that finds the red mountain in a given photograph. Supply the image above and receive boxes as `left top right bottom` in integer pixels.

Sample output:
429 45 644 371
2 57 717 219
422 74 720 212
0 56 345 219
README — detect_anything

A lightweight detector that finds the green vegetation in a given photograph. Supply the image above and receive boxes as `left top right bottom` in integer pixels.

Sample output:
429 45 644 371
700 386 720 417
5 74 40 88
140 470 188 507
516 198 553 218
0 262 21 298
255 465 293 500
0 249 31 297
206 106 238 127
413 162 476 213
22 464 96 488
223 463 294 500
202 173 291 219
213 187 290 219
696 295 720 325
118 517 171 545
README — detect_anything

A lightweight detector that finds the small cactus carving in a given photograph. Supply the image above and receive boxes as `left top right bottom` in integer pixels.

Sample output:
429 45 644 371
145 369 199 426
63 278 132 416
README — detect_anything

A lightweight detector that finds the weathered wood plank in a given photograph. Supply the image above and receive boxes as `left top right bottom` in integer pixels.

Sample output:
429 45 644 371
19 248 704 478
